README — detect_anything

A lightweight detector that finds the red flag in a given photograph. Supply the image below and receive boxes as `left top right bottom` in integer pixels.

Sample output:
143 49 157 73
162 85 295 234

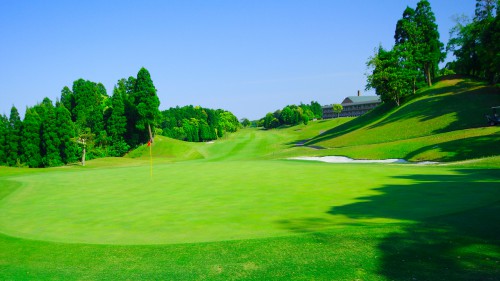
147 140 151 147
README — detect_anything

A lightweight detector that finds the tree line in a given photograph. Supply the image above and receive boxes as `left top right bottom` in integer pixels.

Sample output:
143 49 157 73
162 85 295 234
366 0 499 107
159 105 240 142
0 67 240 168
258 101 323 129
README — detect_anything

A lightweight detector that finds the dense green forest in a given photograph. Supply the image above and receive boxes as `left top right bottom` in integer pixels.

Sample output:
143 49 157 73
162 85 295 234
160 106 239 142
258 101 323 129
366 0 499 106
0 68 240 168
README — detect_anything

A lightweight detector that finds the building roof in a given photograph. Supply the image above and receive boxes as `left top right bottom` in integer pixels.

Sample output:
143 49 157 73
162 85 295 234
341 96 380 105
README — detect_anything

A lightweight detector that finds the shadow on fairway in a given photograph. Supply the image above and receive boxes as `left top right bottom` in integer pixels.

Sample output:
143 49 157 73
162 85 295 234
329 169 500 280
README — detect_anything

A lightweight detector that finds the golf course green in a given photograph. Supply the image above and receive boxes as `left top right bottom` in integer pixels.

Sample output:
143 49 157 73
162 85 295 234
0 78 499 280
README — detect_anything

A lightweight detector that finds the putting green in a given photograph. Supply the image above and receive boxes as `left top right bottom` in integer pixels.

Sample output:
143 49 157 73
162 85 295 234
1 160 496 245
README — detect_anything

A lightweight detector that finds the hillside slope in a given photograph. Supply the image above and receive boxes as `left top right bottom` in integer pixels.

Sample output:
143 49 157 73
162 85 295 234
304 78 500 162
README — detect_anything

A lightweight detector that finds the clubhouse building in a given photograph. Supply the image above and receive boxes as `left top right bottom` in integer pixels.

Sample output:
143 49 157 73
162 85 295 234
322 91 381 119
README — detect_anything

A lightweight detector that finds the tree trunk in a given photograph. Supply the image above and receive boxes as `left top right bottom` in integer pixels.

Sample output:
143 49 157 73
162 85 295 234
425 64 432 86
82 146 86 166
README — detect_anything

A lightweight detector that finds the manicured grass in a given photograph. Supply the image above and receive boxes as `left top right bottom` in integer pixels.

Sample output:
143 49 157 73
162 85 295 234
0 161 420 244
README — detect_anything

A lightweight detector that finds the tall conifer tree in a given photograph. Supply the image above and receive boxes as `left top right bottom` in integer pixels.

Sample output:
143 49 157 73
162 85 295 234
132 67 160 145
40 98 62 167
21 108 42 167
60 86 75 121
0 114 8 165
6 106 22 166
414 0 445 86
56 102 78 164
107 86 130 156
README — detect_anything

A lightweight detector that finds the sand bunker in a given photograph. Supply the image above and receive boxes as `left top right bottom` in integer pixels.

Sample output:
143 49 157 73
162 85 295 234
289 156 438 165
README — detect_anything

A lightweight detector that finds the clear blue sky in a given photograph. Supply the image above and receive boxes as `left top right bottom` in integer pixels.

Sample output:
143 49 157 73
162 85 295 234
0 0 476 120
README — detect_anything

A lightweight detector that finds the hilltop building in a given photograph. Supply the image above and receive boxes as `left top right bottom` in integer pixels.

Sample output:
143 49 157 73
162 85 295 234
322 91 381 119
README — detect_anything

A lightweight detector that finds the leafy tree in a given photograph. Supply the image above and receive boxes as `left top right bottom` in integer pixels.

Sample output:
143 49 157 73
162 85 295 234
6 106 22 166
476 0 499 82
263 113 279 129
309 101 323 119
447 0 498 83
218 110 240 133
280 106 294 125
333 104 343 117
74 80 107 129
302 108 314 125
240 118 251 127
447 15 481 76
366 46 413 106
21 108 42 167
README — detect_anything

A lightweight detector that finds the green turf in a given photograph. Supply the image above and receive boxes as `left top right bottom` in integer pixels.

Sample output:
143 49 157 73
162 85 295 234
6 161 492 245
0 160 498 280
307 79 500 149
0 78 499 280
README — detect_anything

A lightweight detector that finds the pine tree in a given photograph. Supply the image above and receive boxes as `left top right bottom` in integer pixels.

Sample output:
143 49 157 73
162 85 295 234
414 0 445 86
21 108 42 167
0 114 8 165
6 106 22 166
40 98 62 167
107 86 130 156
56 102 79 164
60 86 75 121
131 68 160 145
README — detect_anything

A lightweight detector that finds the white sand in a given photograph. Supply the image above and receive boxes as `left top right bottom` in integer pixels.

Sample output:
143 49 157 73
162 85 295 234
289 156 438 165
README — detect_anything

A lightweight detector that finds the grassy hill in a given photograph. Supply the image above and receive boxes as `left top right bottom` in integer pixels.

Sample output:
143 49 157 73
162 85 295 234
303 78 500 162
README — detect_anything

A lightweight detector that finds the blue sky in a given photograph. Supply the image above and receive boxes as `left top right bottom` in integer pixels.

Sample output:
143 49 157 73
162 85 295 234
0 0 476 120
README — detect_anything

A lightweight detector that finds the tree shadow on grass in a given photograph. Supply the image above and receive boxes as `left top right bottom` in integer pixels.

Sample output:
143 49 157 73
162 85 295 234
328 169 500 280
406 133 500 161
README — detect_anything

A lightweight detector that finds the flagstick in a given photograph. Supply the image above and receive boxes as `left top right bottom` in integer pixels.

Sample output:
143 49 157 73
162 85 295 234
148 124 154 179
149 143 153 179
